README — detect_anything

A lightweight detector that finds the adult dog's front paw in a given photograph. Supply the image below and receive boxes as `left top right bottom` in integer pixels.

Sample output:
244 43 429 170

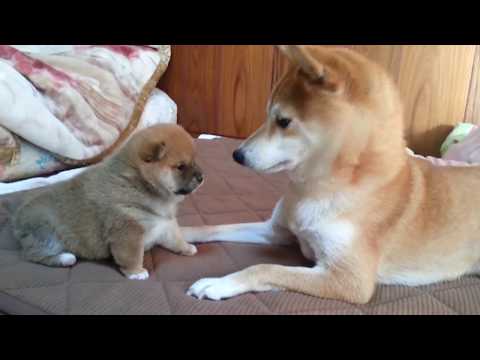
187 276 248 301
181 244 198 256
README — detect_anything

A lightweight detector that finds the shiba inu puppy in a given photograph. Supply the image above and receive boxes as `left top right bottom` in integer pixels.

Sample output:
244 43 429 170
14 124 203 280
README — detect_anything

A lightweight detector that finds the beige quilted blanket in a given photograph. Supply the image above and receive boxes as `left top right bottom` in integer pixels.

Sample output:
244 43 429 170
1 138 479 315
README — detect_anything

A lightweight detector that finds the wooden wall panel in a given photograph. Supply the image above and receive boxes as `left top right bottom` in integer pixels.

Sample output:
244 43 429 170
158 46 220 136
159 45 274 139
395 46 475 155
160 45 480 156
215 46 275 137
465 46 480 125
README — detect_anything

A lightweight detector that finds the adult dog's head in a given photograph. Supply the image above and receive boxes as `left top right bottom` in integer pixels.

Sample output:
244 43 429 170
233 45 405 180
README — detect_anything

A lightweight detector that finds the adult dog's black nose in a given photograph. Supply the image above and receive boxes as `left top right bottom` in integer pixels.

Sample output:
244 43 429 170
232 149 245 165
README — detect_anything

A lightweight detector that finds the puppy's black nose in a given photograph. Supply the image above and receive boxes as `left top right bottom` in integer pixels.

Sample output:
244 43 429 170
195 172 204 183
233 149 245 165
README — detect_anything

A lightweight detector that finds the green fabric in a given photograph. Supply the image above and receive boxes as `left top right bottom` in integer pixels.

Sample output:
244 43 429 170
440 123 476 157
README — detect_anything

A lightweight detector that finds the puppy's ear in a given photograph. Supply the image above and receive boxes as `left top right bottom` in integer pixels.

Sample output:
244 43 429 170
141 141 167 163
276 45 345 93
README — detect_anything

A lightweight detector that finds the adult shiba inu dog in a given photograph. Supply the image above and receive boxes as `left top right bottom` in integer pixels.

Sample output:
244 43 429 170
183 45 480 304
13 124 203 280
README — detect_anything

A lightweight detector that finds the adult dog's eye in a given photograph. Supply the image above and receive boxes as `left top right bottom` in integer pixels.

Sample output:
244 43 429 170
176 163 186 172
276 117 292 129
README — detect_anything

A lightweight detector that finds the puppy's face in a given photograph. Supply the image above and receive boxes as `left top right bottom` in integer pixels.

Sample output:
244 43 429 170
233 45 392 174
132 125 204 197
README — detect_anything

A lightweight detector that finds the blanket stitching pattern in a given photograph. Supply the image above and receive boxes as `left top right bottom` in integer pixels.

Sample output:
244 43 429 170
1 138 480 314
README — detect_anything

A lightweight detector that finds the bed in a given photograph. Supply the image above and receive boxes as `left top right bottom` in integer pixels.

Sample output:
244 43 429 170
1 137 480 315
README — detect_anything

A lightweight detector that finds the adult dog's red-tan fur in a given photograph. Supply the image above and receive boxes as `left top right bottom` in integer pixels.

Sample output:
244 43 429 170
184 45 480 304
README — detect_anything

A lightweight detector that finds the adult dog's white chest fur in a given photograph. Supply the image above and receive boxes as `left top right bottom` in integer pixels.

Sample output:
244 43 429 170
281 193 356 263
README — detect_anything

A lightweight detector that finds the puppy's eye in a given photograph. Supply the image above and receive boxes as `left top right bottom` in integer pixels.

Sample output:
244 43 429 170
276 117 292 129
176 163 187 172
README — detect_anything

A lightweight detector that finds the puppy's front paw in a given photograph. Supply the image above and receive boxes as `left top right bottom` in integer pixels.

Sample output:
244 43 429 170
187 276 247 301
122 268 149 280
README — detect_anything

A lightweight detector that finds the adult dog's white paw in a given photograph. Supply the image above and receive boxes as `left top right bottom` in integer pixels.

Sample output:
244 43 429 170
187 276 247 301
181 244 198 256
124 269 149 280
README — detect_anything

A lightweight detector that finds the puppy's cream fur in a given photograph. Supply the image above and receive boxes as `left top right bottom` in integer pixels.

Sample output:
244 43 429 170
13 124 203 280
184 45 480 303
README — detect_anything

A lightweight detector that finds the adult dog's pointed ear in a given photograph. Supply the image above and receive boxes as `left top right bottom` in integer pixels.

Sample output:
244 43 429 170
276 45 346 93
277 45 324 79
141 141 167 163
